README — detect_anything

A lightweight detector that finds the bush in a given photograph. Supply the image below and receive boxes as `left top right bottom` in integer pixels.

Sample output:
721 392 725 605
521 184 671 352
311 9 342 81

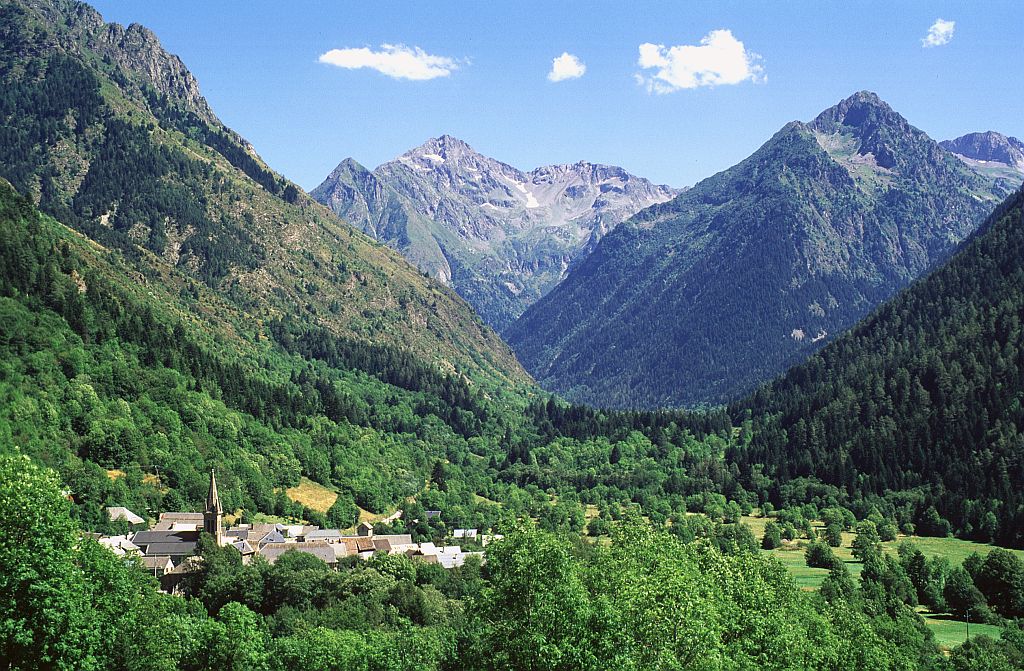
851 520 881 561
976 549 1024 619
762 521 782 550
944 566 993 622
824 522 844 548
805 540 839 569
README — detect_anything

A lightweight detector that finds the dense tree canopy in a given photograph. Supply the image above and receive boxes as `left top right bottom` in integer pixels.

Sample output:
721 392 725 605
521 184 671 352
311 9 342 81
733 186 1024 546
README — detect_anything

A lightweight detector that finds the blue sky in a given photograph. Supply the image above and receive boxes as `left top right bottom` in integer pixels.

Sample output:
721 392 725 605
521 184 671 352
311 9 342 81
90 1 1024 190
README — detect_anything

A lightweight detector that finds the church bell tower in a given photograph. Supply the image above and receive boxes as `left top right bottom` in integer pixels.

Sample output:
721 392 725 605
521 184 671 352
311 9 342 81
204 469 223 544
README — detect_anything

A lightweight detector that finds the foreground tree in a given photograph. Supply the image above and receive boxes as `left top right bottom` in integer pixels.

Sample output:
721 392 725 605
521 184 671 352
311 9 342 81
0 452 100 670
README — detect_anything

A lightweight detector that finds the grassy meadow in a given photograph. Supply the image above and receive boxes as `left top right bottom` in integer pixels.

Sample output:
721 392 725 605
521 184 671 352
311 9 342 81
741 514 1023 649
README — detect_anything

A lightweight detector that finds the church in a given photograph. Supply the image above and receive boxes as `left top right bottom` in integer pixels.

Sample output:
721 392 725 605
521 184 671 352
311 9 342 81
130 469 224 567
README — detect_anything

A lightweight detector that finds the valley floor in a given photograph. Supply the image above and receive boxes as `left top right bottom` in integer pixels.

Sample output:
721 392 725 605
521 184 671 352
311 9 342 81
743 514 1024 649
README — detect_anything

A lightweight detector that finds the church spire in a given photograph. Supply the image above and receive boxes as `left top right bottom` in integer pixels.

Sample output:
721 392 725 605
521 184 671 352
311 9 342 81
204 469 223 543
206 469 222 515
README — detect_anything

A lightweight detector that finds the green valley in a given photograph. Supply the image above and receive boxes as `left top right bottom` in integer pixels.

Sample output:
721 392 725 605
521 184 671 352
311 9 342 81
2 1 1024 670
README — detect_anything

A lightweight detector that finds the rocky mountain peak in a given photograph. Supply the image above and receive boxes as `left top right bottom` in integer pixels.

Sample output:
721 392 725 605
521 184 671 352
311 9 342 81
809 90 903 133
330 157 371 177
808 91 940 173
19 0 217 124
940 131 1024 171
402 135 478 163
314 138 677 329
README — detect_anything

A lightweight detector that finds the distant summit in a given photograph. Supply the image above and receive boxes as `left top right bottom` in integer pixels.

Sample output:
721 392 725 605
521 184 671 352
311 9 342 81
312 137 678 329
941 131 1024 173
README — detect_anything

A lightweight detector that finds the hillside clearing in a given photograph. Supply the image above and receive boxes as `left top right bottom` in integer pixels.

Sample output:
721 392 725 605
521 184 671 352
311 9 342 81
285 477 338 513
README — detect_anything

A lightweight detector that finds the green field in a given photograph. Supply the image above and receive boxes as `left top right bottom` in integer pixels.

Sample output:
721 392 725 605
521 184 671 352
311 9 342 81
920 611 1004 649
741 515 1022 649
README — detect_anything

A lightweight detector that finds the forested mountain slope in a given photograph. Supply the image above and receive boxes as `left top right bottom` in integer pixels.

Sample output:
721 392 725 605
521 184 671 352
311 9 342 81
311 136 677 330
0 0 524 384
0 175 739 533
731 185 1024 546
507 92 1014 408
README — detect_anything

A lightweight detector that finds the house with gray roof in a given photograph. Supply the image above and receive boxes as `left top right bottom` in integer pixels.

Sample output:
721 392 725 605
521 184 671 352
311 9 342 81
225 525 284 549
305 528 343 543
142 555 173 577
130 529 201 566
152 513 205 531
260 542 337 567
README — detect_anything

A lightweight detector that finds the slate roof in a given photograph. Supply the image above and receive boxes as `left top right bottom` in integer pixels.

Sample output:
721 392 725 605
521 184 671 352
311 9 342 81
260 542 337 565
305 529 342 542
225 527 283 546
142 556 173 571
158 512 204 522
165 556 204 575
230 540 255 555
277 524 305 538
131 530 200 559
98 535 141 555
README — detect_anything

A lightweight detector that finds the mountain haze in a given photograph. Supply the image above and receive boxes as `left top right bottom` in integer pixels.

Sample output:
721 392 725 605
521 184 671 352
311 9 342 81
311 135 677 329
507 91 1014 408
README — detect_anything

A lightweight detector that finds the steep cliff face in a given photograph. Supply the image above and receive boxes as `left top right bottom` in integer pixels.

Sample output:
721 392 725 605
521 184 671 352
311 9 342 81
312 135 678 330
17 0 216 122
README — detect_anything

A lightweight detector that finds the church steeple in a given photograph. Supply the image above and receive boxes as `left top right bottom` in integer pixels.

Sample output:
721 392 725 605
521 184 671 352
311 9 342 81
204 469 223 544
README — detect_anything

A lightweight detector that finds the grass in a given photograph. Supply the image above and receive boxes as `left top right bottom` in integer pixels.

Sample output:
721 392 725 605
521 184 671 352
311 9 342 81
473 493 501 506
739 514 1023 649
921 611 1004 650
357 505 398 526
741 515 1024 591
250 512 293 525
285 477 338 513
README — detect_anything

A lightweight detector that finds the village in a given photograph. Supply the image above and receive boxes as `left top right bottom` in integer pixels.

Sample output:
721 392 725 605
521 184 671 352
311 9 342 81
95 471 490 593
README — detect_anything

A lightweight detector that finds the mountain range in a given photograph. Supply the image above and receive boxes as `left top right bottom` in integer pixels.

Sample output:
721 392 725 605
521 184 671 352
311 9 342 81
5 2 1024 665
311 136 677 330
505 91 1017 408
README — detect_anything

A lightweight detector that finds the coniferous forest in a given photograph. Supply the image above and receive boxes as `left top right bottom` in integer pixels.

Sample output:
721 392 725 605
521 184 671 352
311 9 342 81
2 1 1024 669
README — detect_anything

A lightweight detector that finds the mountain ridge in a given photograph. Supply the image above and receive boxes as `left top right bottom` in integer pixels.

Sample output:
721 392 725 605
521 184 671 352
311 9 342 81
0 0 528 385
506 91 1012 408
941 130 1024 178
312 134 678 329
731 183 1024 545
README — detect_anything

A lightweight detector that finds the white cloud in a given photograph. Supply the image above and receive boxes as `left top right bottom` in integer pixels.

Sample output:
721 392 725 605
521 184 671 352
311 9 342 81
636 29 763 94
922 19 955 47
548 52 586 82
318 44 458 80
